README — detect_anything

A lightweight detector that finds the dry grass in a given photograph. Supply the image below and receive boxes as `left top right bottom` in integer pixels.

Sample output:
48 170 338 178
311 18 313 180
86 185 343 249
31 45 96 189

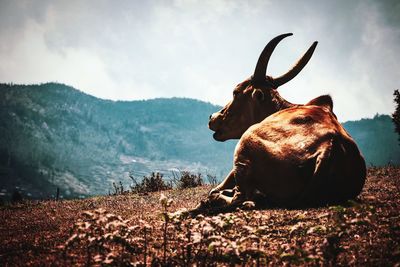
0 166 399 266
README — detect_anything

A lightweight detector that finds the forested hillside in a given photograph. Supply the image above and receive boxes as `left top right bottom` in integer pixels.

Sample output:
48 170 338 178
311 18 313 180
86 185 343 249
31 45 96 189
0 83 398 199
343 115 400 165
0 83 236 199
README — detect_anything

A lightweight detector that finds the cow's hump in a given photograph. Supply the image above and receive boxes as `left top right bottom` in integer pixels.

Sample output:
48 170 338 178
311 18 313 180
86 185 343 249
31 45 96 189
306 95 333 112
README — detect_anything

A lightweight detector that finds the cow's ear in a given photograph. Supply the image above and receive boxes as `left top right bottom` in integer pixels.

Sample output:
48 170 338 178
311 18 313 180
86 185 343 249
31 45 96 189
252 89 264 101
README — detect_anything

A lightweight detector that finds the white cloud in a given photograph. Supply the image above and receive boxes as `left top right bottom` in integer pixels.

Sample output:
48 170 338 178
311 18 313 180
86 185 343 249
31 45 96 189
0 0 399 121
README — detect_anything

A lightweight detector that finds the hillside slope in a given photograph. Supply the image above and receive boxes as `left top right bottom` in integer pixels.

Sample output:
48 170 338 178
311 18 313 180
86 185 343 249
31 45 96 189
0 83 236 198
0 83 399 199
343 115 400 165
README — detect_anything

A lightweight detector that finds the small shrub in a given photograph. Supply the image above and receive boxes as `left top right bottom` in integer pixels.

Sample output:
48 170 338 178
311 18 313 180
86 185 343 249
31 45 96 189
206 174 218 186
111 181 128 196
178 171 203 189
130 172 172 194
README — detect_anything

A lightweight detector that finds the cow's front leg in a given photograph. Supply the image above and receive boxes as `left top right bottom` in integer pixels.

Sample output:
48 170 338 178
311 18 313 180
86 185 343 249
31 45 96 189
209 169 235 196
232 160 258 203
191 186 253 215
213 160 255 206
209 186 245 207
191 187 236 214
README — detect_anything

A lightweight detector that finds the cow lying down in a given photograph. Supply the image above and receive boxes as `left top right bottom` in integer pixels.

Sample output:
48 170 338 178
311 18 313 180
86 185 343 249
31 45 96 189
193 34 366 213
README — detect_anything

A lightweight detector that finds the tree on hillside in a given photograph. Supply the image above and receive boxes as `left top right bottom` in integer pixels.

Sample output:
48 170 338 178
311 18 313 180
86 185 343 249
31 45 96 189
393 89 400 144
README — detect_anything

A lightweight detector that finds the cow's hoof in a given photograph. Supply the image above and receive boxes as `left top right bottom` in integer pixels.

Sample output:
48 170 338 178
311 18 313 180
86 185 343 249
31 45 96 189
189 200 209 216
241 201 256 210
220 189 235 197
208 187 220 196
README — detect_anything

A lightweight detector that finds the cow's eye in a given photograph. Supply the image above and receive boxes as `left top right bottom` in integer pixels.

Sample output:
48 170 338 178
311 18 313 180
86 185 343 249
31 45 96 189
233 91 239 97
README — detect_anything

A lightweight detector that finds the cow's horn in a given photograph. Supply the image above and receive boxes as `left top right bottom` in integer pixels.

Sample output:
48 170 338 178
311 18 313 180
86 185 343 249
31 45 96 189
252 33 293 85
272 41 318 87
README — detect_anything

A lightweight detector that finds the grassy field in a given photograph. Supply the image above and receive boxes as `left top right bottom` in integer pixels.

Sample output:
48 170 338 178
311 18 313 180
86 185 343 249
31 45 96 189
1 167 399 266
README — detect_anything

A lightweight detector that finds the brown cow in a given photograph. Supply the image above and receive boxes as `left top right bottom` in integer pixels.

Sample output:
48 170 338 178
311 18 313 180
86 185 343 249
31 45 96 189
204 33 366 209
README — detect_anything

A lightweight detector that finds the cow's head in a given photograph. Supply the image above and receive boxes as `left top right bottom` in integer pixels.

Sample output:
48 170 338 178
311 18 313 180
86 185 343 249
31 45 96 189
209 33 318 141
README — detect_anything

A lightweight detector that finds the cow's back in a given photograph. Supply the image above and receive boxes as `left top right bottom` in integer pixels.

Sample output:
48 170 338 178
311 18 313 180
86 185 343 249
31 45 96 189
234 105 366 205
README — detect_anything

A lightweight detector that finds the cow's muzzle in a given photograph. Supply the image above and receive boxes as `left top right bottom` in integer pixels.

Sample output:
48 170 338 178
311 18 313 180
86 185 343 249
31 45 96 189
212 130 225 141
209 113 225 141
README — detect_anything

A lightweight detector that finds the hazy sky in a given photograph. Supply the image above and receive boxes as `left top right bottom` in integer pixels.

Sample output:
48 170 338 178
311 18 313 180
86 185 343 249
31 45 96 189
0 0 399 121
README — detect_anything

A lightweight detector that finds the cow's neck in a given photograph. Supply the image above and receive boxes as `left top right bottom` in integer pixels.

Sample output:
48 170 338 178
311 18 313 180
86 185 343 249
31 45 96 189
255 91 298 124
273 93 296 111
272 92 298 113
